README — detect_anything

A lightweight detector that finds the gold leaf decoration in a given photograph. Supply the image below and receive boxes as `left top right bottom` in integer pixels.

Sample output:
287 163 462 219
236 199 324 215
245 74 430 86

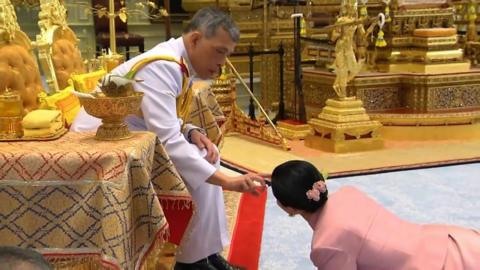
97 7 107 18
118 8 127 23
147 1 157 9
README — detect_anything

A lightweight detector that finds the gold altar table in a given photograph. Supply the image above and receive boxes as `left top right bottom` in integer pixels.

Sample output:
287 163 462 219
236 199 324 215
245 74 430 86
0 131 191 270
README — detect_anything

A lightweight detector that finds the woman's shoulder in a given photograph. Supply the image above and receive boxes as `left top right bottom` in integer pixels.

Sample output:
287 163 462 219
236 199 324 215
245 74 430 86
326 186 381 218
333 185 367 197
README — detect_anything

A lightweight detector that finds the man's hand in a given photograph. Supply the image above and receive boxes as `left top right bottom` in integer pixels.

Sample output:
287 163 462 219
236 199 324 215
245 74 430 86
189 129 218 164
223 173 267 196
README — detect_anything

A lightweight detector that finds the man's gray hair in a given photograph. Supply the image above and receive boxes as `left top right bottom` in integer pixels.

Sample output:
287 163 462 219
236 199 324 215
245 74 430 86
0 246 52 270
184 7 240 43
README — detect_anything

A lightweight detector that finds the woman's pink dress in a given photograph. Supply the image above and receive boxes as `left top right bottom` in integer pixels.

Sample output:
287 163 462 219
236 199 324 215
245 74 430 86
308 186 480 270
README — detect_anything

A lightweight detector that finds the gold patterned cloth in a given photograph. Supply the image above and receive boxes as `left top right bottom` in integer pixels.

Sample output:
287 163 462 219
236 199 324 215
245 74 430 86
188 84 225 146
0 131 190 270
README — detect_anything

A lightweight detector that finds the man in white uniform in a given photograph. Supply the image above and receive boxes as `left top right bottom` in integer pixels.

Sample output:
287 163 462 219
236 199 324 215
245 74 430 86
71 7 266 270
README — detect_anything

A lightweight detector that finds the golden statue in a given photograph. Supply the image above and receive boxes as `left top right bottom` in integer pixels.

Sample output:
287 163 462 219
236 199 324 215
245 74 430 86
330 0 364 99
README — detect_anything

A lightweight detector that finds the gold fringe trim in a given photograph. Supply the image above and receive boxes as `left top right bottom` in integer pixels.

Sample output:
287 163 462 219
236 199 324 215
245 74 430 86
47 254 108 270
159 197 193 210
140 227 171 270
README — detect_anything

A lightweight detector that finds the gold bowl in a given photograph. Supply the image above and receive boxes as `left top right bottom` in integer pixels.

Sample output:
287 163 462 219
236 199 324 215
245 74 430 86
78 92 143 140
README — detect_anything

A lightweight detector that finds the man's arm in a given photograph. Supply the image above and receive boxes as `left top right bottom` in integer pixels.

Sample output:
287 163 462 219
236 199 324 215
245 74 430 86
135 60 218 190
208 170 269 196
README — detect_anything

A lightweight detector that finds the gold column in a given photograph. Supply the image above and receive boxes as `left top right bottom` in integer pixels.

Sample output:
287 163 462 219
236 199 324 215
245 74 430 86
109 0 117 54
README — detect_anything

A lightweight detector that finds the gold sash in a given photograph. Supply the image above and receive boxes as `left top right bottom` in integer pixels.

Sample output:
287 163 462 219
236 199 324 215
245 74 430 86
126 55 193 130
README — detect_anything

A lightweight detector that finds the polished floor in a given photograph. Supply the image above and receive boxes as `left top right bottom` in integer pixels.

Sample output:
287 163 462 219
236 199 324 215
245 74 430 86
259 163 480 269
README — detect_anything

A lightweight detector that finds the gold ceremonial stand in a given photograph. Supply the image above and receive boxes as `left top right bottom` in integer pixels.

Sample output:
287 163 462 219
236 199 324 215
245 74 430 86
306 97 383 153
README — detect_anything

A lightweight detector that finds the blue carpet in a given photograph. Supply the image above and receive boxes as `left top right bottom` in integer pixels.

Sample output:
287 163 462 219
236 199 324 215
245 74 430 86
259 163 480 269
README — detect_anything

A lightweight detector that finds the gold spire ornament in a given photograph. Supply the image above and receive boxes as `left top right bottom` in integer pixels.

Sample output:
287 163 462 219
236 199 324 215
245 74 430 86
359 0 368 18
383 0 391 23
375 13 387 47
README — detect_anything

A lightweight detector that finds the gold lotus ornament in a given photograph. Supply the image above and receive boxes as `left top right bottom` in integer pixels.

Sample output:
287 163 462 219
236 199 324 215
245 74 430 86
77 75 143 140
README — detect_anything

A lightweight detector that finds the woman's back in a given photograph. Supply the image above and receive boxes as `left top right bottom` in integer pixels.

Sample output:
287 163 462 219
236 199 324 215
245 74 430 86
308 186 449 270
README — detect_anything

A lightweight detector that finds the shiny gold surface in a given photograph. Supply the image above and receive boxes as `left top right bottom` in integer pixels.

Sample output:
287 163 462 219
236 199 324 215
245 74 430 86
0 91 23 138
78 92 143 140
306 97 383 153
98 53 125 73
277 120 314 140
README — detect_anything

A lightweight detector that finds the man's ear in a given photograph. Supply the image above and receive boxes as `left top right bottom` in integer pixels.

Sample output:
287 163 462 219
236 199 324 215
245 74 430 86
189 31 203 48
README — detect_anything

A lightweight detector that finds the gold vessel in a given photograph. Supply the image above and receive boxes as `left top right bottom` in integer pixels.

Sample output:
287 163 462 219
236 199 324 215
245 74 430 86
0 91 24 139
78 92 143 140
98 54 125 73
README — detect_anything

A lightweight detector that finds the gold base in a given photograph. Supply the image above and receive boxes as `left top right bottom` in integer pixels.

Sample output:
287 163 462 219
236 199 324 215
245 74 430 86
377 61 471 74
380 124 480 140
96 121 132 141
305 135 384 153
306 97 383 153
277 120 313 140
0 116 23 139
370 111 480 126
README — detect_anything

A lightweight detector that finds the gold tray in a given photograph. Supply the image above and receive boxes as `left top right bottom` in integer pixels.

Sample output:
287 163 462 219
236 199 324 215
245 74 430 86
0 128 68 142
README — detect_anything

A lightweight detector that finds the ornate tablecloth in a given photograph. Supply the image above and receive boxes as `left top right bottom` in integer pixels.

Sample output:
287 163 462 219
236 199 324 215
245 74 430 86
0 131 190 270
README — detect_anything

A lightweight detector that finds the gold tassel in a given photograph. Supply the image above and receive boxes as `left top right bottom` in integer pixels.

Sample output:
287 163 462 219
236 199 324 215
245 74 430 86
384 6 391 22
359 6 368 18
468 3 477 22
300 17 307 36
376 30 387 47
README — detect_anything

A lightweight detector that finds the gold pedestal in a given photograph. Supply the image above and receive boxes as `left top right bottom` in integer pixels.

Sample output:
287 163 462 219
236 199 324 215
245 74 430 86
78 92 144 141
277 120 313 140
305 97 383 153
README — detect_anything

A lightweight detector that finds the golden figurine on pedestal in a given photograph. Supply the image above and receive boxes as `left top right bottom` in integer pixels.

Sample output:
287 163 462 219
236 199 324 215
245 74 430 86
305 0 384 153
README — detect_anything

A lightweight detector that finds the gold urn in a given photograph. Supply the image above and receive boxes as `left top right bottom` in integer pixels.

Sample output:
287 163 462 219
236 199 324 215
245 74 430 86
78 91 143 140
0 90 24 139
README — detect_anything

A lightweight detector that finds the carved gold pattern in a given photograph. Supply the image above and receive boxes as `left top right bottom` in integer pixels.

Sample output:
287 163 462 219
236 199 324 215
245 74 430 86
277 120 314 140
0 0 20 42
305 97 383 153
429 85 480 110
297 69 480 117
356 87 401 111
36 0 77 93
78 92 144 140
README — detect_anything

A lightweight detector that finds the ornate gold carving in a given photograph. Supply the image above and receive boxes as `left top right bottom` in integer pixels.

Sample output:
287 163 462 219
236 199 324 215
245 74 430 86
277 120 314 140
38 0 67 33
0 0 20 43
78 92 144 140
299 68 480 115
357 87 401 111
305 97 383 153
429 85 480 110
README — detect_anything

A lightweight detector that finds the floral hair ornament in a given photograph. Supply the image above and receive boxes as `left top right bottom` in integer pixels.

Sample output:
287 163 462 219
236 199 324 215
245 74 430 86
306 181 326 201
306 170 329 202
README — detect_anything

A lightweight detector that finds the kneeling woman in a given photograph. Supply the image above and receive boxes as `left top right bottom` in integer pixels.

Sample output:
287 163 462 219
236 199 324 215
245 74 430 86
271 160 480 270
